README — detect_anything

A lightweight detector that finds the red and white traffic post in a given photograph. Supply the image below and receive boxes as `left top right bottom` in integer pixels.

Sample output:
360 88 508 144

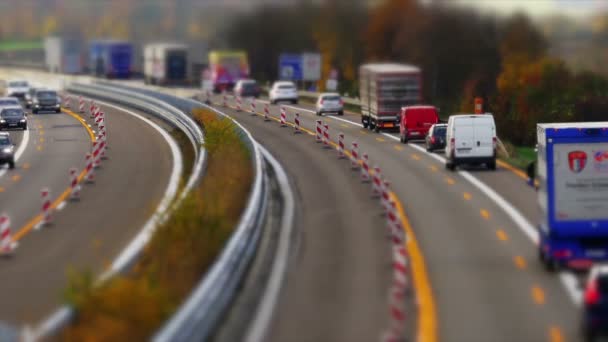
250 99 257 116
350 141 360 169
315 120 323 143
361 153 370 182
0 215 16 256
387 200 405 245
85 152 95 183
280 107 287 127
41 188 52 226
263 103 270 122
371 166 382 196
222 93 228 108
78 96 84 113
89 100 96 117
381 179 391 213
337 133 345 159
235 96 242 112
69 168 81 200
294 113 301 134
64 94 71 109
323 123 330 148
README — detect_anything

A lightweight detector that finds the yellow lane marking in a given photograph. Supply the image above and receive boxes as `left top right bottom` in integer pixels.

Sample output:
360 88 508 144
463 192 472 200
11 174 20 182
36 145 43 151
0 187 4 193
532 286 545 305
39 137 44 143
391 193 438 342
496 229 509 241
480 209 491 220
411 154 421 161
376 137 385 142
39 130 44 136
514 256 527 269
22 163 30 170
37 125 42 129
12 107 96 242
549 326 564 342
429 165 438 172
497 159 528 180
340 124 349 128
360 130 368 135
394 145 404 151
445 177 455 185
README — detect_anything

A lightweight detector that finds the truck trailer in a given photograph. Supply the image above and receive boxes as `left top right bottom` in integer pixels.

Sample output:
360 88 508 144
359 63 422 132
208 50 249 93
143 43 188 85
537 122 608 271
44 37 83 74
89 40 133 79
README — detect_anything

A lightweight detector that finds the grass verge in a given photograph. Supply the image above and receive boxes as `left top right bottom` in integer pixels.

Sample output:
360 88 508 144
0 40 42 52
63 108 253 341
498 140 535 170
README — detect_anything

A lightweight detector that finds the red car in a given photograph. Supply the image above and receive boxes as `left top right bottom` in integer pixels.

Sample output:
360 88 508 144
399 105 439 143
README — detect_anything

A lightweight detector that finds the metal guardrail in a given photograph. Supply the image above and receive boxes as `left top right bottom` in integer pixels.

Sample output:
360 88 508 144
69 82 273 342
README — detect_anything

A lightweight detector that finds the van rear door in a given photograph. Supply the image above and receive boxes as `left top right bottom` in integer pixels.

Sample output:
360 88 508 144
472 116 495 157
454 117 475 158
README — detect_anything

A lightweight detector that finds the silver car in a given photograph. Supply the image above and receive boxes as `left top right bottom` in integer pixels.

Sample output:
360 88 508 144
315 93 343 116
0 132 15 169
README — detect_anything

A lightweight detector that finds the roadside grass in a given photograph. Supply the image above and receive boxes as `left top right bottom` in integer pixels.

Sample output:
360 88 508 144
63 108 253 341
498 141 535 170
0 40 42 52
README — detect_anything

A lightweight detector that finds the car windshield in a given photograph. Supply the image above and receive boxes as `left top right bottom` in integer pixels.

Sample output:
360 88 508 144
243 83 258 90
278 84 294 90
0 136 10 145
0 99 19 106
37 91 57 99
1 109 23 117
322 96 341 101
8 81 27 87
434 127 447 136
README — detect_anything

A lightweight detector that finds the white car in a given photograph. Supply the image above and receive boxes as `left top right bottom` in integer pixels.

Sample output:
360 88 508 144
269 81 298 104
315 93 344 116
5 80 30 100
445 114 497 171
0 97 22 108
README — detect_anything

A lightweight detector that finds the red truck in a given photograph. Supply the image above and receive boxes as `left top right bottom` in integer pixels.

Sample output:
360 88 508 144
359 63 422 132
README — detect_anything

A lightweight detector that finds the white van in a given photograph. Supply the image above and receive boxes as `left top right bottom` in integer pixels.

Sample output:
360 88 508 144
445 114 497 171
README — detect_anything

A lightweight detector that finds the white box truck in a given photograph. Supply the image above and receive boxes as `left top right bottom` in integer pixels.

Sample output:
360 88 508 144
143 43 188 85
536 122 608 271
44 37 83 74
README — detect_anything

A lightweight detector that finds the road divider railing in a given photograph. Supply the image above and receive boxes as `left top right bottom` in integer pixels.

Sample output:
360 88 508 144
59 82 284 342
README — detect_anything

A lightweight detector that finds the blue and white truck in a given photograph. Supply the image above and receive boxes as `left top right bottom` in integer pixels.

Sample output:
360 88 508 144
537 122 608 271
89 40 133 79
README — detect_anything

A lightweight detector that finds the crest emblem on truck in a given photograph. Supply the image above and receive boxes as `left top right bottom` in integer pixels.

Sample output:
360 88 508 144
568 151 587 173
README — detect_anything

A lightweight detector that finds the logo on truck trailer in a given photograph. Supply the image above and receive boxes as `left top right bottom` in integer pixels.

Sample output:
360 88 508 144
568 151 587 173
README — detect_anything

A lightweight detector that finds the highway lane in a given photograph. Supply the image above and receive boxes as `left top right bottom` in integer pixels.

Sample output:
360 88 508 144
211 96 580 341
212 103 394 341
0 102 174 327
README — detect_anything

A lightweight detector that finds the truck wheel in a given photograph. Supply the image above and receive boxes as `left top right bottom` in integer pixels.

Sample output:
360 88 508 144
8 160 15 169
374 125 380 133
539 249 557 272
338 111 344 116
402 131 408 143
362 120 368 129
446 161 456 171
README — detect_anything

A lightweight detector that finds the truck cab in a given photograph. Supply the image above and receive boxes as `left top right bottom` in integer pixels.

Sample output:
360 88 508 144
537 123 608 271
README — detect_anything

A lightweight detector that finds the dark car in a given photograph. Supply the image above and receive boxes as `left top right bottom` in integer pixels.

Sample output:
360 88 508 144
32 89 61 114
0 132 15 169
234 80 261 98
425 123 447 152
0 107 27 130
583 265 608 341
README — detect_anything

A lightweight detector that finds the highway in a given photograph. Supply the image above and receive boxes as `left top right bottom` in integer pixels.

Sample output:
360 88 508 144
0 99 175 327
209 95 581 342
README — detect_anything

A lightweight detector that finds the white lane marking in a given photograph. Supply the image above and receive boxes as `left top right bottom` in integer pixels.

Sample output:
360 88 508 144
245 145 296 342
282 100 584 306
0 128 30 178
33 98 184 339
